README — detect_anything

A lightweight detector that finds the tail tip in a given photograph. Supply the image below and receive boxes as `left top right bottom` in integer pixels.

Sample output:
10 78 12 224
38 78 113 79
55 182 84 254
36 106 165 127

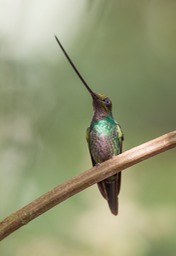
108 197 119 216
110 207 118 216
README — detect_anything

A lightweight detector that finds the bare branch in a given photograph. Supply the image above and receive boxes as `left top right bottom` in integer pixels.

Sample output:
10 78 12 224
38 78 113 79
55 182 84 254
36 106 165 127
0 131 175 241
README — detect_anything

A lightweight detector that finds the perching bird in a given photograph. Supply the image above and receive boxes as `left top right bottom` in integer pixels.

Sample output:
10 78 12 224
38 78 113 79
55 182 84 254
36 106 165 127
55 36 124 215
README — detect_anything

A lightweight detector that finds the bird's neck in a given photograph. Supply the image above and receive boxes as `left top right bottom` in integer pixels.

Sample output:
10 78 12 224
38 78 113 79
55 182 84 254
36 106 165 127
93 108 113 122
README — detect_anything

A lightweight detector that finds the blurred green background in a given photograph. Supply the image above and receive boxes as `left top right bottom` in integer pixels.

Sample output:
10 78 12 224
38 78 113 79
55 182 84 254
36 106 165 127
0 0 176 255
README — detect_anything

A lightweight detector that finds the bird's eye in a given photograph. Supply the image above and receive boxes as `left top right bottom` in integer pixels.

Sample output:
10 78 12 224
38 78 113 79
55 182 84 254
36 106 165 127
103 98 111 105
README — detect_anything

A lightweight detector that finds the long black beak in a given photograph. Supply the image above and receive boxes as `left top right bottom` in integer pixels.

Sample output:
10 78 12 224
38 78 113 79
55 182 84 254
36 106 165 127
55 35 98 100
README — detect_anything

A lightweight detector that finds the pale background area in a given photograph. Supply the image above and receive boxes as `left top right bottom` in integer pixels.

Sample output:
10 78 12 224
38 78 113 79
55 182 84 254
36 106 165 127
0 0 176 255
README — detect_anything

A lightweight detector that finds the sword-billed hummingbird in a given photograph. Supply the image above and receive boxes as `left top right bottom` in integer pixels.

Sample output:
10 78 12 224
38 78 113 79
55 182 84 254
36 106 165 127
55 36 124 215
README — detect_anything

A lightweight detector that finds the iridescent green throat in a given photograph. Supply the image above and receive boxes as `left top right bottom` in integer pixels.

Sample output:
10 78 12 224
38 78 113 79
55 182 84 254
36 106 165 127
91 115 116 136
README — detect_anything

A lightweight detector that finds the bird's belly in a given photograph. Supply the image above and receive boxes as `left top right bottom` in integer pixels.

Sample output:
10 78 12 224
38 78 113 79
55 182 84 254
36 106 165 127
90 133 116 163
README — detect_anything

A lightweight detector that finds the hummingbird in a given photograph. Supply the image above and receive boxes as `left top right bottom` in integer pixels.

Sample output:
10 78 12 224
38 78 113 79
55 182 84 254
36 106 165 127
55 36 124 215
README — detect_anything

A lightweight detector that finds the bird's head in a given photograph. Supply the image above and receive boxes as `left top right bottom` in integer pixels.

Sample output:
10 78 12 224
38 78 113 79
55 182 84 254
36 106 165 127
91 92 112 114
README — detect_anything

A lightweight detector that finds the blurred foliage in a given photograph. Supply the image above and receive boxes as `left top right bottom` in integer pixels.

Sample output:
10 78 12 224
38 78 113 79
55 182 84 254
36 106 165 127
0 0 176 255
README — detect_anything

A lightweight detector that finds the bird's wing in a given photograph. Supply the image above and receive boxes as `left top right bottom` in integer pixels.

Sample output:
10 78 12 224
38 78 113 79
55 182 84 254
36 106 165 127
116 123 124 153
86 127 96 166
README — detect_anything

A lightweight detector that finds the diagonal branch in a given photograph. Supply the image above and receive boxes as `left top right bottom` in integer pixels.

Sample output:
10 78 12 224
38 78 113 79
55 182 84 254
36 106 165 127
0 131 176 241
